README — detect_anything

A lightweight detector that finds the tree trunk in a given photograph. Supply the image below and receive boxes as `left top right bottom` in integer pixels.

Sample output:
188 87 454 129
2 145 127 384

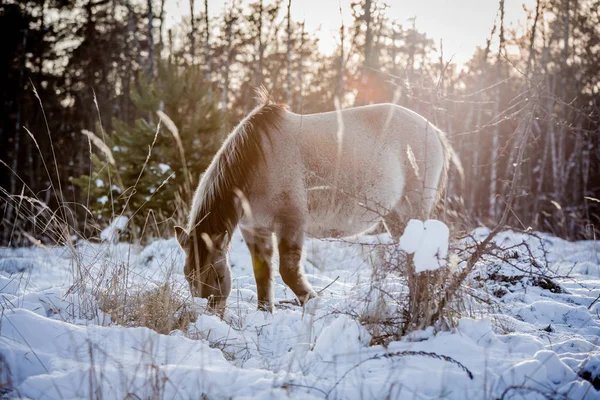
372 4 386 62
255 0 264 87
526 0 542 77
336 3 345 102
295 20 305 111
556 0 570 203
362 0 373 71
189 0 196 64
168 28 173 63
158 0 166 55
504 0 542 187
286 0 293 107
220 9 234 109
4 25 28 243
488 0 505 220
147 0 155 77
406 18 416 80
534 28 558 217
355 0 372 105
204 0 211 98
438 39 445 94
464 18 497 212
391 23 400 75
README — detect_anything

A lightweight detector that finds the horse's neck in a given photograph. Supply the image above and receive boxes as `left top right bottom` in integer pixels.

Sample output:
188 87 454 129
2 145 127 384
192 197 239 244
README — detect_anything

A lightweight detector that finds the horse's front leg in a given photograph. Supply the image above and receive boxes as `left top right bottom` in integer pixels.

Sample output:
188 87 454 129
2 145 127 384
277 229 317 305
241 227 274 312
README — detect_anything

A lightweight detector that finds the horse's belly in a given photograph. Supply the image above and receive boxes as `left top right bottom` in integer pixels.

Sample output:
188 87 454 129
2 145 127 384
306 211 379 238
305 187 397 238
301 146 405 238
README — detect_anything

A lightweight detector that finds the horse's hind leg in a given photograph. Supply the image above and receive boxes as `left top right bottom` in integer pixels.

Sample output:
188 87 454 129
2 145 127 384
276 228 317 305
241 227 274 312
383 184 436 240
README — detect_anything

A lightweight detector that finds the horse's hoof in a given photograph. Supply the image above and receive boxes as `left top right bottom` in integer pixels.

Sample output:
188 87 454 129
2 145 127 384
299 290 318 305
257 302 274 313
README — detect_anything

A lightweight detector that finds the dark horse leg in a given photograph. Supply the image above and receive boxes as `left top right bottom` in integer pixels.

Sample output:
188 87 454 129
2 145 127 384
241 227 274 312
276 226 317 306
383 186 430 240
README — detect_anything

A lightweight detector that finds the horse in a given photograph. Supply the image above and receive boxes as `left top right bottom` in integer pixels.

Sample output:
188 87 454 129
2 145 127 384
174 91 461 313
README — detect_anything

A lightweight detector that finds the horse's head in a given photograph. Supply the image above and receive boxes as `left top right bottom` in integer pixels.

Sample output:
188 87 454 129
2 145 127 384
175 226 231 311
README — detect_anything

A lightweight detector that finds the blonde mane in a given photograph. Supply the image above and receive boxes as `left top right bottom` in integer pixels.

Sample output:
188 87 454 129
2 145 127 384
186 91 286 238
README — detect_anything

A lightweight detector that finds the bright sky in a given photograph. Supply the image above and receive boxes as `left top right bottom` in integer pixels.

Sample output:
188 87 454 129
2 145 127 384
164 0 536 65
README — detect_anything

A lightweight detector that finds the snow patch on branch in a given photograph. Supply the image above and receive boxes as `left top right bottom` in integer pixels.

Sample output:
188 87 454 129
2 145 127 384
399 219 449 272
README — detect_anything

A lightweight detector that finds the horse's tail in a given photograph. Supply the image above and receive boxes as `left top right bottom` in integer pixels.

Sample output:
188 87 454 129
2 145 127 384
186 88 286 234
433 126 464 211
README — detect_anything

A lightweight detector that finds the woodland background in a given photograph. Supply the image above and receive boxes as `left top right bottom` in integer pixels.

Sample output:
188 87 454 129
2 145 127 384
1 0 599 245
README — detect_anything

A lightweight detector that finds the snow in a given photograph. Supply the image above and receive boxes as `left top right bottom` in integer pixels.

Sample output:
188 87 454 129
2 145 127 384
0 227 599 399
399 219 424 253
99 216 128 243
399 219 449 272
157 163 170 174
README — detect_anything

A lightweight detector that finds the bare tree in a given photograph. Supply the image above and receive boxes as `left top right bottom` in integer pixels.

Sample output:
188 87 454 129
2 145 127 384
220 5 236 109
255 0 264 86
462 14 497 211
503 0 543 215
354 0 373 105
189 0 196 64
336 2 345 101
158 0 166 55
488 0 505 219
406 17 417 81
556 0 571 203
294 19 305 111
286 0 292 107
535 21 559 216
362 0 373 71
390 22 400 75
438 39 445 94
4 26 28 244
147 0 155 77
526 0 542 77
204 0 212 98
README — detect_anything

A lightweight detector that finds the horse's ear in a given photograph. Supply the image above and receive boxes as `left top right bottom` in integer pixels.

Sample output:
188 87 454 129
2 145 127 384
174 226 189 248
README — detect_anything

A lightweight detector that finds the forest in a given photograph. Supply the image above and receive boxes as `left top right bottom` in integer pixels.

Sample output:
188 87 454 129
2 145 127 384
1 0 599 243
2 2 600 398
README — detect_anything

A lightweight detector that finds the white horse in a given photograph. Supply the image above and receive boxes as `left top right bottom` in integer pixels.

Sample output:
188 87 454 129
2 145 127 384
175 91 461 312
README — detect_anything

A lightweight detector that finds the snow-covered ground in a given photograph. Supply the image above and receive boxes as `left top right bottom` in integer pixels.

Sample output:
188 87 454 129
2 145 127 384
1 227 599 399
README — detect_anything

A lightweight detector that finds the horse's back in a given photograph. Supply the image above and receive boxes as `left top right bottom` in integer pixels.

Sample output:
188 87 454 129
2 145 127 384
243 104 447 238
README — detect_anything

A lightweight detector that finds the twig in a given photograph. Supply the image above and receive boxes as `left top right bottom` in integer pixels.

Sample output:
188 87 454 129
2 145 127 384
326 350 473 398
318 276 340 295
588 292 600 310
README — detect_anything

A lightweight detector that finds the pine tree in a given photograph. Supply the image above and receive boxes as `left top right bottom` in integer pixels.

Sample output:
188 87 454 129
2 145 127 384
72 61 226 237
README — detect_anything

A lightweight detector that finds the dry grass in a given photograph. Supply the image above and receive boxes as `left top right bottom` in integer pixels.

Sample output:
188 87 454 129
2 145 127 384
1 91 196 337
98 281 197 335
340 224 516 346
0 354 12 396
358 244 462 345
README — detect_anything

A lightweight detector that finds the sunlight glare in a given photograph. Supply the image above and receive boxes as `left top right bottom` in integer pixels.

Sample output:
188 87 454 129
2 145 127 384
164 0 536 67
